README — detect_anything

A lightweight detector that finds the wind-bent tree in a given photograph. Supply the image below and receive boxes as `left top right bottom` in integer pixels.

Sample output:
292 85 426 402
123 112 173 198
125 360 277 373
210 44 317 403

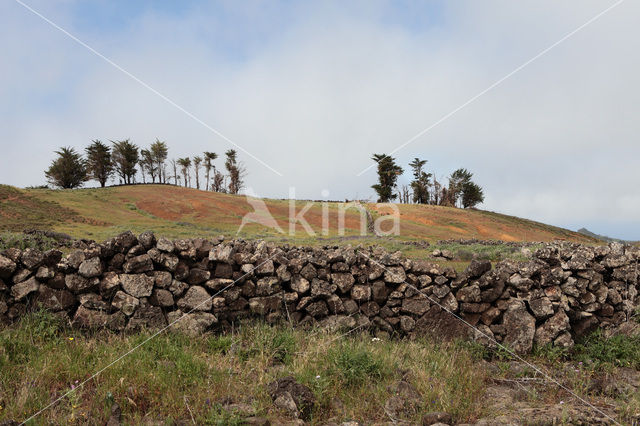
371 153 403 202
212 170 225 192
409 157 432 204
177 157 192 188
448 168 473 207
139 149 156 183
461 181 484 208
150 140 168 183
203 151 217 191
85 140 113 187
111 139 139 184
224 149 245 194
193 156 202 189
45 147 87 189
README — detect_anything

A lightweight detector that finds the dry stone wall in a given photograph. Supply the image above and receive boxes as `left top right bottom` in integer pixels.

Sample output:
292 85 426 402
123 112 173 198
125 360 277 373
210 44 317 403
0 231 638 354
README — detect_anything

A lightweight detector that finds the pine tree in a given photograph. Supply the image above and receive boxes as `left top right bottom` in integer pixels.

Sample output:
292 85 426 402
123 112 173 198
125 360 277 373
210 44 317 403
111 139 139 184
85 140 113 187
45 147 87 189
409 157 432 204
371 153 403 202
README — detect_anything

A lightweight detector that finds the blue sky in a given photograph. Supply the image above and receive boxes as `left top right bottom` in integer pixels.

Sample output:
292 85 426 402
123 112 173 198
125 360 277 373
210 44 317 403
1 0 639 240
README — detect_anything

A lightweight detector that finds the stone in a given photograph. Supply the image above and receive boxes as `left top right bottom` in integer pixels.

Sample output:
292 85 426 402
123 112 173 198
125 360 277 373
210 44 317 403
332 273 355 293
11 276 39 301
126 302 167 331
167 310 217 336
400 315 415 332
300 263 317 281
0 255 17 279
290 276 310 294
99 272 120 296
65 274 96 293
249 295 281 315
123 254 153 274
529 297 554 319
79 293 109 311
35 287 76 311
310 279 337 298
209 244 235 264
306 300 329 318
384 266 406 284
78 256 103 278
502 300 536 354
464 259 491 278
138 231 156 249
187 268 211 285
73 306 126 330
422 412 452 425
401 297 430 316
150 289 175 307
534 310 570 347
351 285 371 302
114 231 138 252
112 290 140 316
177 286 212 311
156 237 175 253
120 274 154 298
274 391 298 418
35 266 54 281
21 248 44 270
456 284 481 303
268 377 315 420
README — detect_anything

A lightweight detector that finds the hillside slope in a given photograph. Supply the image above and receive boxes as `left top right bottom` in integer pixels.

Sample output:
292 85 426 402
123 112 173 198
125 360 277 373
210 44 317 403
0 184 595 244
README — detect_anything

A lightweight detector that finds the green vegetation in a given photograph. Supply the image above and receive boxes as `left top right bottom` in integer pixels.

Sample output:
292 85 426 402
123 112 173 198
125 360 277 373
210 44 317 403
0 311 487 424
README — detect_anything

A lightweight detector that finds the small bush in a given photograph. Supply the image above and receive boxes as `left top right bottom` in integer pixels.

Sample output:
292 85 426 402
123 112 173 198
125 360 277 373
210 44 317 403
328 343 386 387
573 330 640 369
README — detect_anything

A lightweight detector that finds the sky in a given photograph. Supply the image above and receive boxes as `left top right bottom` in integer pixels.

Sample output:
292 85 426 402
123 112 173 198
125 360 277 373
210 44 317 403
1 0 639 240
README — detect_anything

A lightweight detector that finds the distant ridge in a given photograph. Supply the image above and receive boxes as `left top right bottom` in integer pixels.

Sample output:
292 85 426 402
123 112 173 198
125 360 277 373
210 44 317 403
577 227 626 243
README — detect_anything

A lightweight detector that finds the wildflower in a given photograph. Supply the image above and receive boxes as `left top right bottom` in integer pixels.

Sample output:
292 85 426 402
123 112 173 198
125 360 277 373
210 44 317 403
68 337 74 341
559 401 564 404
315 375 321 380
371 337 381 342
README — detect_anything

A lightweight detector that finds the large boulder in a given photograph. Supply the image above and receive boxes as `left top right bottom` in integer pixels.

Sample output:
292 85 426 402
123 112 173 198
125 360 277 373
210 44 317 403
167 310 217 336
120 274 154 298
534 310 570 347
177 286 212 311
78 257 103 278
11 276 39 301
123 254 153 274
503 300 536 354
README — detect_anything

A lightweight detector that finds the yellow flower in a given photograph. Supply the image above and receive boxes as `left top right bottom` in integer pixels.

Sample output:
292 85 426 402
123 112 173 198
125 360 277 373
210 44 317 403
68 337 74 341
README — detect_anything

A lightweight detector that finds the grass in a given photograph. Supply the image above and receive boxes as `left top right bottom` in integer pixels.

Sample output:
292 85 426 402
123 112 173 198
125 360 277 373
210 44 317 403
0 311 487 424
0 184 597 246
3 312 640 423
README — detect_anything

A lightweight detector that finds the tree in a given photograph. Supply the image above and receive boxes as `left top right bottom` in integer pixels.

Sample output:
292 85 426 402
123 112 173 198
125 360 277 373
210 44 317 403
409 157 432 204
171 159 179 185
461 181 485 208
85 140 113 187
371 153 403 202
111 139 139 184
203 151 217 191
177 157 191 188
448 168 473 207
224 149 245 194
150 140 168 183
45 147 87 189
193 156 202 189
139 149 156 183
212 170 225 192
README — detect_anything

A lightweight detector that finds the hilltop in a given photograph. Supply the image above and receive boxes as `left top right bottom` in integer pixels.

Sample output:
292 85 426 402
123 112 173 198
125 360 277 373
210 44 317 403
0 184 595 245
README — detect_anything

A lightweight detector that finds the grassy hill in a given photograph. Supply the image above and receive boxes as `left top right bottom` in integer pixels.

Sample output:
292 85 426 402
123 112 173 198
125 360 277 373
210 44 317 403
0 184 595 246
